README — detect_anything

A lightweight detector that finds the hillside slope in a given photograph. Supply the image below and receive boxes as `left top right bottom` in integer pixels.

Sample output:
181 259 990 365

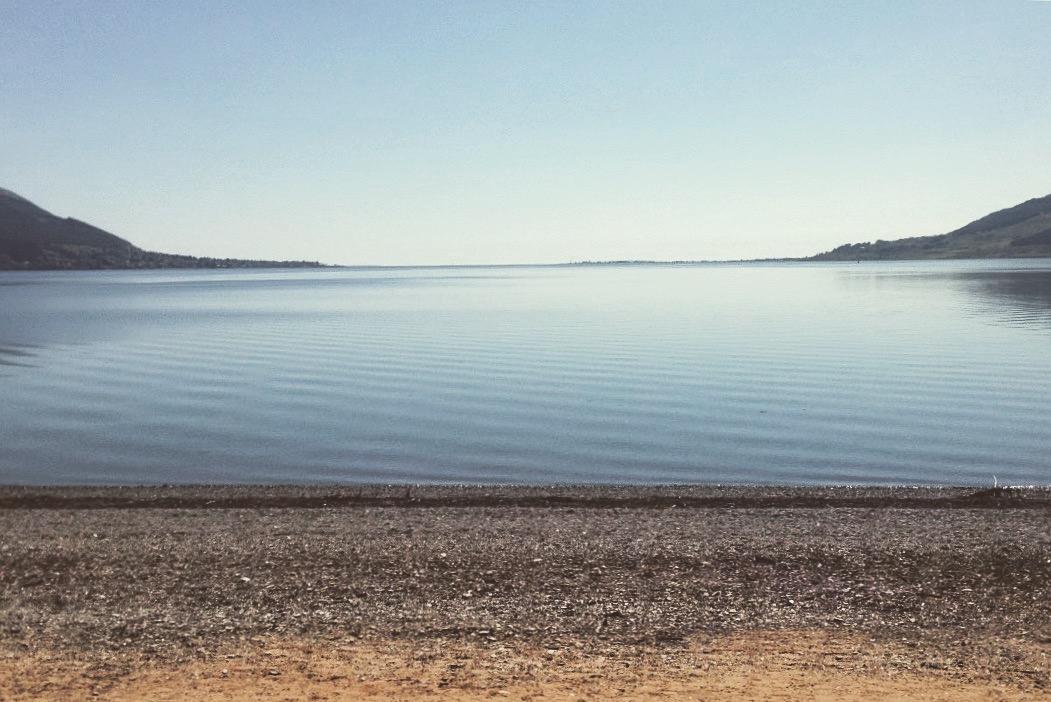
0 188 323 269
811 193 1051 261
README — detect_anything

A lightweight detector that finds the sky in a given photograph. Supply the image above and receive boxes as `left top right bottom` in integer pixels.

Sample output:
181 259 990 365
2 1 1050 265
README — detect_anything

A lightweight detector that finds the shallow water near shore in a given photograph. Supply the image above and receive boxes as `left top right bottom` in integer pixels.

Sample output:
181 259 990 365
1 259 1050 485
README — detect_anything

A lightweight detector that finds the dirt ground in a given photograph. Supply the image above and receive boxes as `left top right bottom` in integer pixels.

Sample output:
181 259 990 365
3 630 1047 701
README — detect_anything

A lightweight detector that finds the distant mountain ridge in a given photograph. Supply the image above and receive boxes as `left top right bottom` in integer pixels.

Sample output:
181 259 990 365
811 192 1051 261
6 186 1051 269
0 188 324 270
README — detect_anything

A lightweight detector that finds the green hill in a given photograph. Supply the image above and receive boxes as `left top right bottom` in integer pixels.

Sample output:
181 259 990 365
811 193 1051 261
0 188 324 270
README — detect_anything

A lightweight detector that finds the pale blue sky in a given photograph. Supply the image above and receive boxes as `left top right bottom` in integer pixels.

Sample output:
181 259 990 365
2 1 1050 264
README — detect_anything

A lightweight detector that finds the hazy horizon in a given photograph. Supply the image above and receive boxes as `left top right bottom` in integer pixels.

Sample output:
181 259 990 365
3 1 1050 266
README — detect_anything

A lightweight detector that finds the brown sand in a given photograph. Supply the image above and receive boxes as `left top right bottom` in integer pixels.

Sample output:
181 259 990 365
4 631 1047 701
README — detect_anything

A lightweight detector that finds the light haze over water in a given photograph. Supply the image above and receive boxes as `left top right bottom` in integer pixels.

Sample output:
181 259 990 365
1 260 1050 486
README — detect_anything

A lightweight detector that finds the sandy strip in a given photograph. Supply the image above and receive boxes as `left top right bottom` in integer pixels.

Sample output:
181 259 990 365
5 631 1048 701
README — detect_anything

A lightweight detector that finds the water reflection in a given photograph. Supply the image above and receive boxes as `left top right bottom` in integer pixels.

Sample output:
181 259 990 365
2 261 1050 485
954 268 1051 331
0 345 34 367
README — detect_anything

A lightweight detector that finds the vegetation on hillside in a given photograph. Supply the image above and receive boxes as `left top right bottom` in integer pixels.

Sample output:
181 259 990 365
811 193 1051 261
0 188 324 270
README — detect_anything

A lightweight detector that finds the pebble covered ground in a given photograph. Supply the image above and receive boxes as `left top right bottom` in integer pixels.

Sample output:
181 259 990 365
0 486 1048 698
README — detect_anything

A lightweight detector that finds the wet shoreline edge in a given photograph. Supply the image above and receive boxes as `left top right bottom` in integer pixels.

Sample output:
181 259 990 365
1 484 1048 510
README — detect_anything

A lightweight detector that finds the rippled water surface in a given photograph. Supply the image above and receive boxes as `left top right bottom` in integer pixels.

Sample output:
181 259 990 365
2 260 1050 485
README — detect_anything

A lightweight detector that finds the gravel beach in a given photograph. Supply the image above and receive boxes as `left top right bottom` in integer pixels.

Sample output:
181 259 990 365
1 485 1049 700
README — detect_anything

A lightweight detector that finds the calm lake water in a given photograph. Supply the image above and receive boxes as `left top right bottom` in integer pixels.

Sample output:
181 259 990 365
1 260 1050 486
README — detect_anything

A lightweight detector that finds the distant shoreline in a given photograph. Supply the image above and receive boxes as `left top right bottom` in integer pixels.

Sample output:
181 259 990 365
0 258 333 272
5 256 1051 272
6 188 1051 270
